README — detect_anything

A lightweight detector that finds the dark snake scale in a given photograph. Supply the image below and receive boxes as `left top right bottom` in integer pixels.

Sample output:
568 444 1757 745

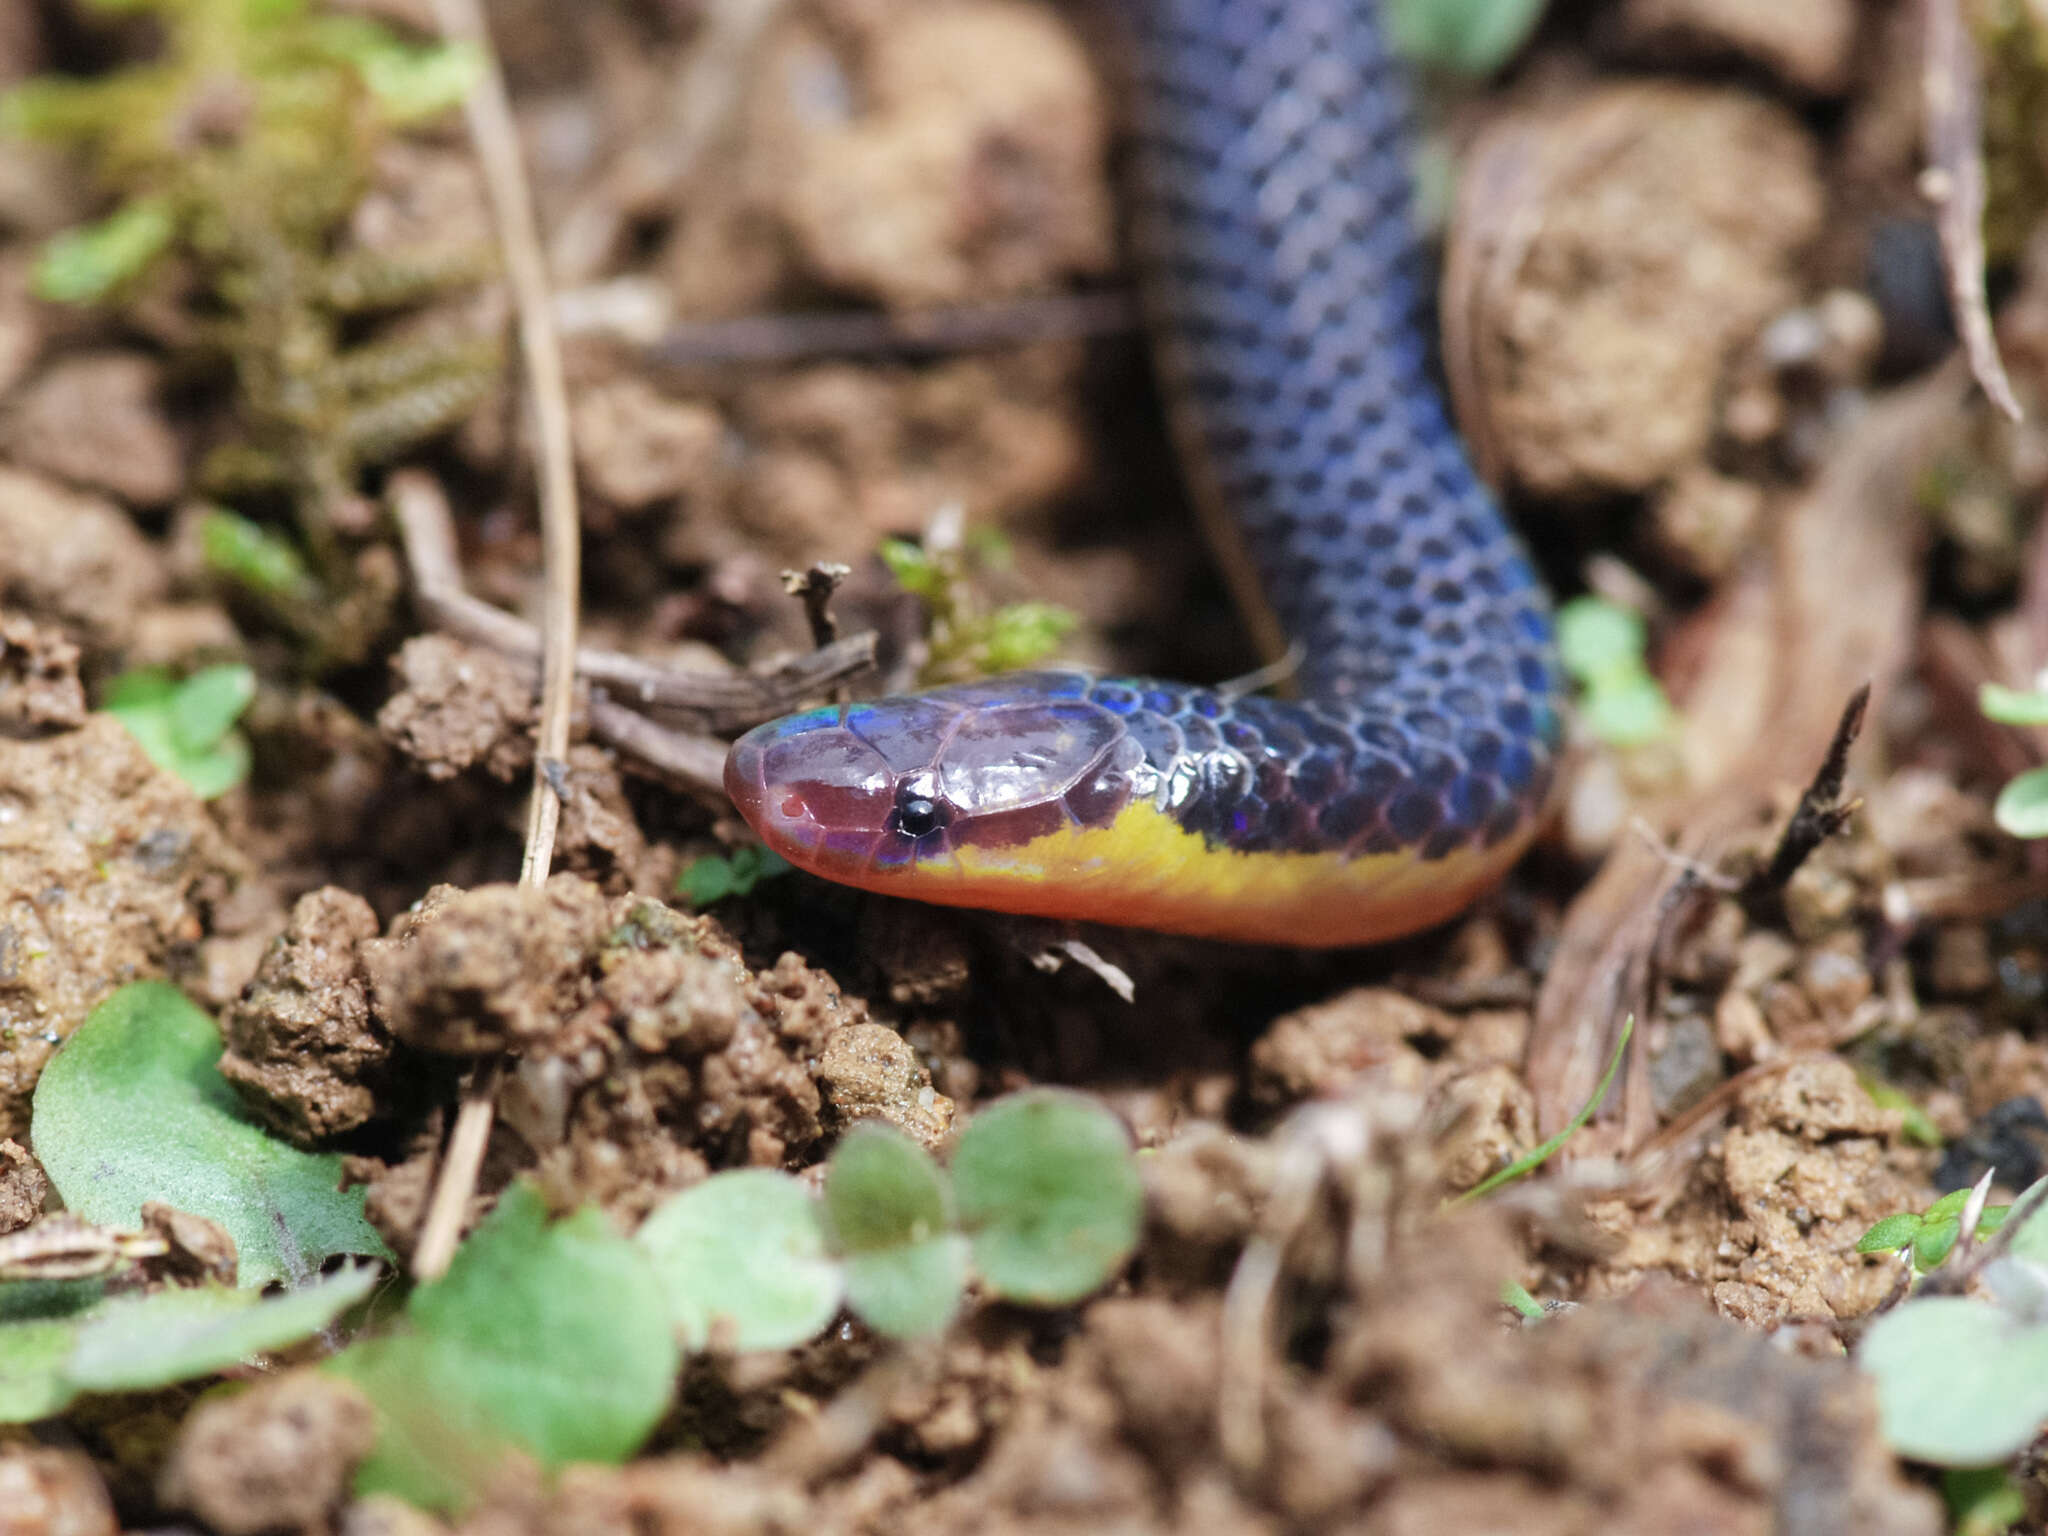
724 0 1564 947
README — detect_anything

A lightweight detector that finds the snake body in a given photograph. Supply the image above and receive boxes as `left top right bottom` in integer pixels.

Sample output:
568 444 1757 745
723 0 1562 947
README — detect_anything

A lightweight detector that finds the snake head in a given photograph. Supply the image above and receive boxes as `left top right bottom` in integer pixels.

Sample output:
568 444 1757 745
723 672 1149 900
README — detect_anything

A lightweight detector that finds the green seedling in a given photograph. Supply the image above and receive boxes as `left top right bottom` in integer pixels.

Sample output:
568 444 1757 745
1385 0 1549 76
637 1088 1142 1349
1945 1467 2027 1536
880 531 1079 686
676 845 791 908
1555 596 1674 748
1980 681 2048 837
103 664 257 800
1856 1178 2048 1467
1857 1186 2012 1274
1451 1014 1633 1206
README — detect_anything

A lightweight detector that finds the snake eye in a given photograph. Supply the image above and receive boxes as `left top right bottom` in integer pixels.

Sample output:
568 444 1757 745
891 793 948 839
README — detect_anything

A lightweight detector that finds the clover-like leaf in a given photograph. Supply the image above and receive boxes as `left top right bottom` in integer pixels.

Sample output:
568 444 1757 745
824 1123 966 1339
953 1090 1141 1306
1858 1296 2048 1465
637 1170 842 1352
1997 766 2048 840
103 665 256 799
32 982 390 1286
331 1185 677 1512
1385 0 1548 76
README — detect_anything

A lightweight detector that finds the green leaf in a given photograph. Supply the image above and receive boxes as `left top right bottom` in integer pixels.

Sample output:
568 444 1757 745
1858 1296 2048 1464
1857 1212 1926 1254
1452 1013 1635 1205
199 510 315 602
31 982 390 1287
33 197 175 304
878 538 941 599
65 1266 377 1391
0 1282 101 1423
103 665 257 799
1385 0 1548 76
1500 1279 1545 1321
979 602 1079 673
0 1270 372 1423
1914 1217 1964 1272
953 1090 1142 1306
823 1123 950 1254
1581 672 1673 748
1981 683 2048 726
331 1185 677 1512
1555 596 1646 683
1927 1187 1977 1222
1945 1466 2028 1536
637 1171 843 1352
843 1239 969 1341
824 1123 965 1340
1996 766 2048 839
676 846 790 908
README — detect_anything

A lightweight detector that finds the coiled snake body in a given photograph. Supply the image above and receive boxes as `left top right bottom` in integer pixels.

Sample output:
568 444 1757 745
724 0 1561 947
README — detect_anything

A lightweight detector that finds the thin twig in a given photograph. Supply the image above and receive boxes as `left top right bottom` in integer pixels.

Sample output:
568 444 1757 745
647 290 1139 369
415 0 582 1283
587 693 730 799
391 473 875 728
783 562 850 649
1923 0 2023 421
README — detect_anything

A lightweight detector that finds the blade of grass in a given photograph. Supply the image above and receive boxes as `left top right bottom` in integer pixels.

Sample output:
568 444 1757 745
1450 1014 1635 1206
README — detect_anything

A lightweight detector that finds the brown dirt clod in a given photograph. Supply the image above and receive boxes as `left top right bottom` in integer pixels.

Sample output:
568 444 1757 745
160 1373 377 1536
220 886 389 1143
0 1447 117 1536
815 1020 956 1149
0 713 251 1137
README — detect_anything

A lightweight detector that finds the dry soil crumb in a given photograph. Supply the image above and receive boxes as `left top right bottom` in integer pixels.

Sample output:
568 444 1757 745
0 612 83 732
1585 1057 1927 1323
0 352 183 507
0 713 251 1137
0 1446 117 1536
1454 83 1823 498
0 1136 44 1232
1247 987 1457 1108
377 633 540 784
573 376 724 513
160 1372 377 1536
1618 0 1858 96
364 875 612 1055
219 886 390 1143
0 467 169 655
814 1020 956 1149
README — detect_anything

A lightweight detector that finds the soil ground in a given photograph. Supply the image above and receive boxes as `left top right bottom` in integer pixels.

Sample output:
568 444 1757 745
1 0 2042 1531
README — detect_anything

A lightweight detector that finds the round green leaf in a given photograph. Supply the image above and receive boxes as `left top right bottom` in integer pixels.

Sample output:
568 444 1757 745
66 1266 377 1391
1980 683 2048 726
1857 1212 1925 1255
843 1236 970 1341
1858 1297 2048 1465
168 664 257 755
32 982 390 1286
823 1122 950 1255
953 1090 1142 1307
637 1170 842 1352
1995 767 2048 839
332 1185 678 1512
1554 596 1647 684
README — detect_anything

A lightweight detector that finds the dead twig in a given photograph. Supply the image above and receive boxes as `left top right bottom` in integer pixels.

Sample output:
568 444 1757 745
648 290 1139 369
783 562 850 650
1923 0 2023 421
415 0 581 1283
1738 684 1870 913
391 473 875 730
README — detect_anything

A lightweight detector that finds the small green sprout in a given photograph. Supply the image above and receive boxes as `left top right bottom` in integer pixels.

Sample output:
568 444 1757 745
1385 0 1549 76
102 664 258 799
636 1088 1142 1349
1450 1013 1633 1206
1856 1186 2012 1273
879 531 1080 686
676 845 790 908
1980 681 2048 837
1554 596 1674 748
1860 1077 1944 1148
1945 1467 2027 1536
1500 1279 1546 1321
